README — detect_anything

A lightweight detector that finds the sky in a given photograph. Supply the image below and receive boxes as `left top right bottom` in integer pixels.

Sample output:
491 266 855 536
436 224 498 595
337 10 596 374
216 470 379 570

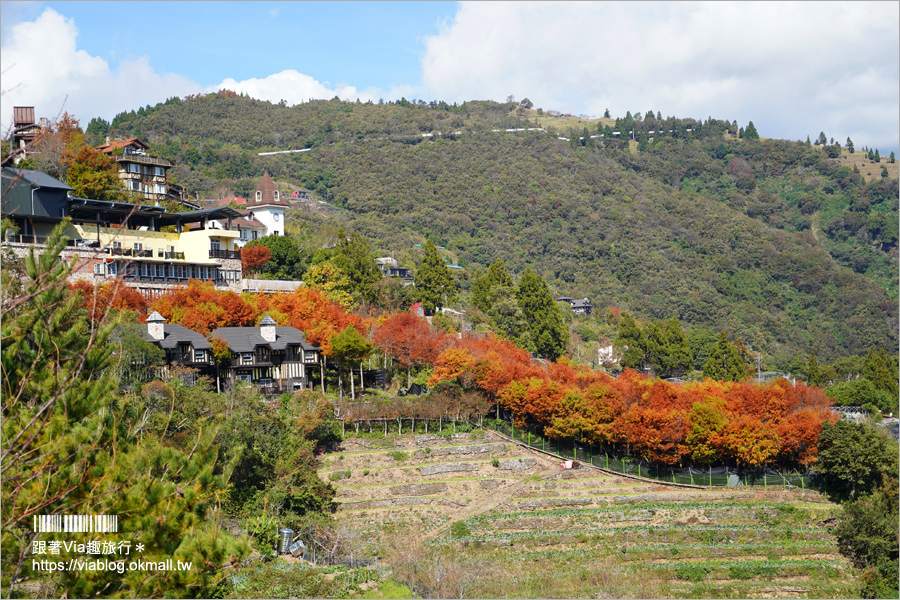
2 1 898 153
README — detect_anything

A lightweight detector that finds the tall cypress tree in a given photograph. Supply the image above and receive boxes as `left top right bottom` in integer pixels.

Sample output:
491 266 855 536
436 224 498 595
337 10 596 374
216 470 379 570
414 239 456 315
703 331 746 382
614 312 645 371
333 232 381 306
516 269 567 360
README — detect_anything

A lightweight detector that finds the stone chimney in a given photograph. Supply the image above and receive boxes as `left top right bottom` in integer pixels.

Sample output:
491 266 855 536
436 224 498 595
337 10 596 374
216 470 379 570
105 136 110 146
147 311 166 341
260 315 277 342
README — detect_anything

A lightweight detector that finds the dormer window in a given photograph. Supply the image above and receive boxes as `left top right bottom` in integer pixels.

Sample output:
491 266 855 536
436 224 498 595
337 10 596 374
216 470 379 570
255 191 261 203
274 190 280 202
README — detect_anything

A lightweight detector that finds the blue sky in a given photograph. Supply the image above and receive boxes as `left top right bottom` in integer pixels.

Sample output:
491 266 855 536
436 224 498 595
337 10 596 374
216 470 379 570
2 1 898 153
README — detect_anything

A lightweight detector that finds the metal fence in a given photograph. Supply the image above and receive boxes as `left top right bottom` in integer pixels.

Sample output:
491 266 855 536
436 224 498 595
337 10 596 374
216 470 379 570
485 419 815 490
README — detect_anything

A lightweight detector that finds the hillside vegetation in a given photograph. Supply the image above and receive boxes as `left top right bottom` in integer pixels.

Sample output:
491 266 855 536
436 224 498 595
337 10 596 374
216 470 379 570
93 95 898 362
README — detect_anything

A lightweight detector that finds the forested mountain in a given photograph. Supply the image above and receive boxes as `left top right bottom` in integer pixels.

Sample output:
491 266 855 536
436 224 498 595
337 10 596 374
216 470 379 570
91 94 898 363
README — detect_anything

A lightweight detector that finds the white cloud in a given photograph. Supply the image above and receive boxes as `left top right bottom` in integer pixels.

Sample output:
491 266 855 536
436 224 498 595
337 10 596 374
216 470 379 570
420 1 899 150
208 70 417 107
1 8 197 132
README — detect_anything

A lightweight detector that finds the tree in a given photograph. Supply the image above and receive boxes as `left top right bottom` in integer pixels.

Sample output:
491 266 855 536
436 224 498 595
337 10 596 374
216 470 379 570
614 312 644 371
241 244 271 276
703 332 745 382
603 108 611 118
881 166 889 179
815 132 827 145
415 239 456 315
247 235 304 280
519 98 533 109
874 149 880 162
806 351 824 386
471 259 514 313
834 477 899 599
863 347 899 397
743 121 759 140
1 221 245 597
304 263 353 307
330 325 373 400
890 151 895 164
516 269 568 361
65 144 124 201
332 231 382 306
846 137 855 153
815 420 898 501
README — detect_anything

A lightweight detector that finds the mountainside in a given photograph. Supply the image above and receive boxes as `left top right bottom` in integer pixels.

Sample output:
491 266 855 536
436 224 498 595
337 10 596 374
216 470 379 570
95 95 898 362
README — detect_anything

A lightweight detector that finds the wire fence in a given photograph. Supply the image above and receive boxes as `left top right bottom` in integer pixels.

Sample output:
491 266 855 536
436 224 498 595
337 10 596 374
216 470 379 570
485 419 816 491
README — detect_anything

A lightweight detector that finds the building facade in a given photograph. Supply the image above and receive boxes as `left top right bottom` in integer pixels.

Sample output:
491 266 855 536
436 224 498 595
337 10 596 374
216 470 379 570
210 316 320 393
96 138 180 204
2 168 245 297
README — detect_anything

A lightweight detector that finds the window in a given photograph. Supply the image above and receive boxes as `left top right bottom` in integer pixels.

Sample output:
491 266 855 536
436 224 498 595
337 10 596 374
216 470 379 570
140 263 148 277
130 181 141 191
134 242 142 252
154 166 165 177
255 191 261 202
107 262 118 276
185 266 192 279
148 264 156 277
237 373 252 383
94 263 104 275
175 265 183 279
128 163 140 174
112 241 122 250
273 190 280 202
194 349 206 362
155 184 166 195
241 352 253 364
168 264 175 278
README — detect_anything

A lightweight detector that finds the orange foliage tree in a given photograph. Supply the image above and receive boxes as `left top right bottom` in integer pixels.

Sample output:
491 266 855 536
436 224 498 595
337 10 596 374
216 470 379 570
69 279 149 321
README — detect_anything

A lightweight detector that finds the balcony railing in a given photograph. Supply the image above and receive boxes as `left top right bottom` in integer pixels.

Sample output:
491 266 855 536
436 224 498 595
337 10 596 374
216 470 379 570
108 247 154 257
209 249 241 260
157 250 185 260
114 154 174 168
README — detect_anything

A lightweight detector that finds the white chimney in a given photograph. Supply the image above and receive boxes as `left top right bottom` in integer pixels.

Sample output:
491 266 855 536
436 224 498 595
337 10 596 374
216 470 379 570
260 315 277 342
147 311 166 341
105 136 110 146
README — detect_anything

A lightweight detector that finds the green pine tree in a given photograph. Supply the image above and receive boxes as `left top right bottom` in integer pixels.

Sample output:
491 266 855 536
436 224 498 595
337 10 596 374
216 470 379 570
515 269 568 361
703 331 745 382
807 351 824 386
1 220 246 598
664 317 693 377
333 232 381 306
414 239 457 315
614 312 645 371
743 121 759 140
863 347 899 397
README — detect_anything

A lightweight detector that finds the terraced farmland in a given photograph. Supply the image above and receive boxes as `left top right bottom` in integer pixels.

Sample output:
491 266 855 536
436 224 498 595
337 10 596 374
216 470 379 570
318 430 858 598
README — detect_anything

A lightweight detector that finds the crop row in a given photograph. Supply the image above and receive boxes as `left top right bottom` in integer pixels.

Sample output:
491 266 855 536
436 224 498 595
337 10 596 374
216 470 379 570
468 501 812 524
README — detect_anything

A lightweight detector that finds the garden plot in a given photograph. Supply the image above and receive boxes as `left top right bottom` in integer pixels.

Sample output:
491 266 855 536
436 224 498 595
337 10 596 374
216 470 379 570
318 430 857 598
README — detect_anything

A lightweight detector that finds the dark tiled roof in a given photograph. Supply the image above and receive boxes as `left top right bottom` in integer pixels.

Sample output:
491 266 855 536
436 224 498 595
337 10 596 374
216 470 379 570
3 168 73 191
142 324 212 350
251 171 284 206
209 326 318 353
96 137 149 153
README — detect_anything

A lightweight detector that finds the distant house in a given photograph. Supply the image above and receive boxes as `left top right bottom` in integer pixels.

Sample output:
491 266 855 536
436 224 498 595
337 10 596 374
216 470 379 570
375 257 414 284
142 311 214 375
9 107 49 165
556 297 592 316
1 168 73 235
247 171 287 237
291 189 312 201
210 316 319 393
96 137 180 203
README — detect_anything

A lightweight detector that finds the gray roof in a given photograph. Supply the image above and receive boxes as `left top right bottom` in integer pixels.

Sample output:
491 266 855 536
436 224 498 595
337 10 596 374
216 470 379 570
3 168 74 191
210 326 318 353
142 324 212 350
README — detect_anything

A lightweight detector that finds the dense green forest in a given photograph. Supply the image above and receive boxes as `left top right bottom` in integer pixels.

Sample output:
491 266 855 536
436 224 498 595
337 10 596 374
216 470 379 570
90 94 898 364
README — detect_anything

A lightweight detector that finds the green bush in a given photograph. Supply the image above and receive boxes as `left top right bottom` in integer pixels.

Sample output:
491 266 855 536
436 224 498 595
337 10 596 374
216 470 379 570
450 521 471 538
391 451 408 463
675 564 710 582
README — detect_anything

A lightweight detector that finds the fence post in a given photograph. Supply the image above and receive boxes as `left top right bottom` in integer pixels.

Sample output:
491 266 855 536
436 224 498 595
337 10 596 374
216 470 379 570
606 453 609 469
637 463 641 478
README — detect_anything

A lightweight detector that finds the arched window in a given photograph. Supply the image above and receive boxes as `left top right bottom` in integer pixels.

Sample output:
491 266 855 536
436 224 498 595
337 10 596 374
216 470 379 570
255 191 261 203
274 190 280 202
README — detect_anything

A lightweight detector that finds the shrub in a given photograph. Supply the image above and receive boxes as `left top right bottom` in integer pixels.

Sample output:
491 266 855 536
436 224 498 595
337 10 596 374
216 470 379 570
450 521 471 538
391 451 409 463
